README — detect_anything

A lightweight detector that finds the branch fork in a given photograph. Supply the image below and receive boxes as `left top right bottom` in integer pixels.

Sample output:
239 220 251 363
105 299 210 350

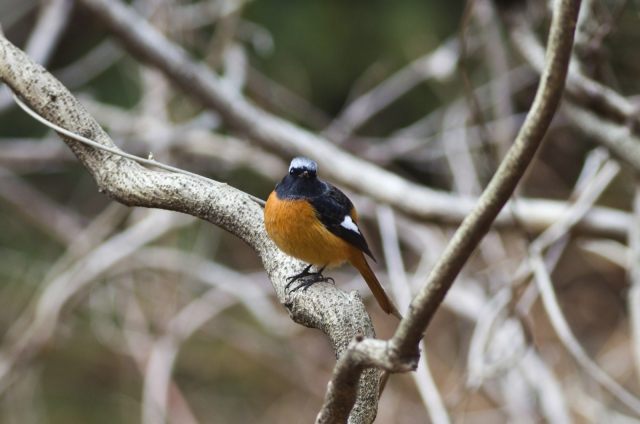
0 0 583 419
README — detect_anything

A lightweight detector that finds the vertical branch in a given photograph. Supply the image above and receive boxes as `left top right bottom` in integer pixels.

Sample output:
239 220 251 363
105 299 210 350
530 254 640 413
390 0 582 360
377 205 451 424
314 0 582 420
629 185 640 379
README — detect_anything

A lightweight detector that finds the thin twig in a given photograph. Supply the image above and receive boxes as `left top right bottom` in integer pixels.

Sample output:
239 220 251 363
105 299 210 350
376 205 450 424
628 185 640 382
507 16 639 126
71 0 627 239
111 247 291 336
0 28 381 424
514 149 618 314
530 253 640 414
391 0 581 363
10 92 266 206
91 284 203 424
0 210 193 394
324 40 458 143
316 0 581 418
142 288 235 424
563 101 640 172
0 166 86 244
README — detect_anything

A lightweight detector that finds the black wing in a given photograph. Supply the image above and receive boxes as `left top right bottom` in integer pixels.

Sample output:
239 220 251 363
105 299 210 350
309 184 376 261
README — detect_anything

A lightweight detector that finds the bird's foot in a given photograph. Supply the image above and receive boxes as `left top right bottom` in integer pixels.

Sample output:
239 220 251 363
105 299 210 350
285 264 314 289
286 266 334 293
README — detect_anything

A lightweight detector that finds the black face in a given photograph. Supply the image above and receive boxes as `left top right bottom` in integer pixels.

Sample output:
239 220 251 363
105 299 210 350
276 165 325 199
289 166 317 179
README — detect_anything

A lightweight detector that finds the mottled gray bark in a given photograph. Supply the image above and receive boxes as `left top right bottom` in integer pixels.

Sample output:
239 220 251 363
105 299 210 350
0 32 379 424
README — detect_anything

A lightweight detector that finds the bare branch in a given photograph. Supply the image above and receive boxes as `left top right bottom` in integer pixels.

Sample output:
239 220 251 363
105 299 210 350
629 185 640 382
530 253 640 413
70 0 627 239
0 166 86 243
324 40 458 143
315 0 582 418
315 336 413 424
142 288 235 424
507 14 639 126
0 29 380 423
0 0 72 112
0 210 193 394
563 101 640 172
377 205 450 424
391 0 581 363
54 40 124 89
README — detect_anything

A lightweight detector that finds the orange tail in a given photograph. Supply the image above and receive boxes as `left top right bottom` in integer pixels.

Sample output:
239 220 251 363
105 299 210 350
349 252 403 320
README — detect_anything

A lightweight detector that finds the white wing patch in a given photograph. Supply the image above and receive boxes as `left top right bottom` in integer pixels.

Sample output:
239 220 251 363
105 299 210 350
340 215 360 234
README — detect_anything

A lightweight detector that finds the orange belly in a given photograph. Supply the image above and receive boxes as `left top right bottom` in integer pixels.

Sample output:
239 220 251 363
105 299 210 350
264 191 352 268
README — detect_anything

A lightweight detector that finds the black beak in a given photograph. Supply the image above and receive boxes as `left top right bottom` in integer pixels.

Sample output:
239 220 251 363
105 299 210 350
301 170 309 178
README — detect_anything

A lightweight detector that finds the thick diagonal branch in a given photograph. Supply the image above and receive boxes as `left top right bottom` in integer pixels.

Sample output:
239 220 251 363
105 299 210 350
0 33 379 424
315 0 581 420
390 0 581 360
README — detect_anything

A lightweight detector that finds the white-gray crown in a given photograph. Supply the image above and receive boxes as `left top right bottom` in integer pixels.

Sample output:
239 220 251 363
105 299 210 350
289 157 317 172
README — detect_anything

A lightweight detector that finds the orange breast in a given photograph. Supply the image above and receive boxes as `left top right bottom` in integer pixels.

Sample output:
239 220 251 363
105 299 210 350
264 191 352 268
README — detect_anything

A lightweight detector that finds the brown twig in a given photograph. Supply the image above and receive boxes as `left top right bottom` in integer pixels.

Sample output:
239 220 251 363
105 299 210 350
507 16 639 126
391 0 581 361
315 0 581 419
71 0 622 240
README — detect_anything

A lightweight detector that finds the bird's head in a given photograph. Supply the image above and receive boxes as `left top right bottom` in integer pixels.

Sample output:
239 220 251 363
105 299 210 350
288 157 317 179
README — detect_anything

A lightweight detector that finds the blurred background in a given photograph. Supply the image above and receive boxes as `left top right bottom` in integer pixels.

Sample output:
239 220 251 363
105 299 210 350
1 0 639 422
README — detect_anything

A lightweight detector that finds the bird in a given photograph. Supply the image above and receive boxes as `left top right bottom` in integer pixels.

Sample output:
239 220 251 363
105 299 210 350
264 156 401 319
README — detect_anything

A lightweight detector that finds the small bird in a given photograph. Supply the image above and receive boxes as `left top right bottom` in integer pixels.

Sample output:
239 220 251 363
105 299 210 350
264 157 401 319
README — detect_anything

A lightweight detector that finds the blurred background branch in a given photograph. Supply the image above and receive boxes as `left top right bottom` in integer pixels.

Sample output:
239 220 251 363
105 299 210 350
1 0 640 422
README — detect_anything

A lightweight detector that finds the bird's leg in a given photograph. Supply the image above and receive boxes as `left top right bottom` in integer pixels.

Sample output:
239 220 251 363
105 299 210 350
287 265 335 293
285 264 314 290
